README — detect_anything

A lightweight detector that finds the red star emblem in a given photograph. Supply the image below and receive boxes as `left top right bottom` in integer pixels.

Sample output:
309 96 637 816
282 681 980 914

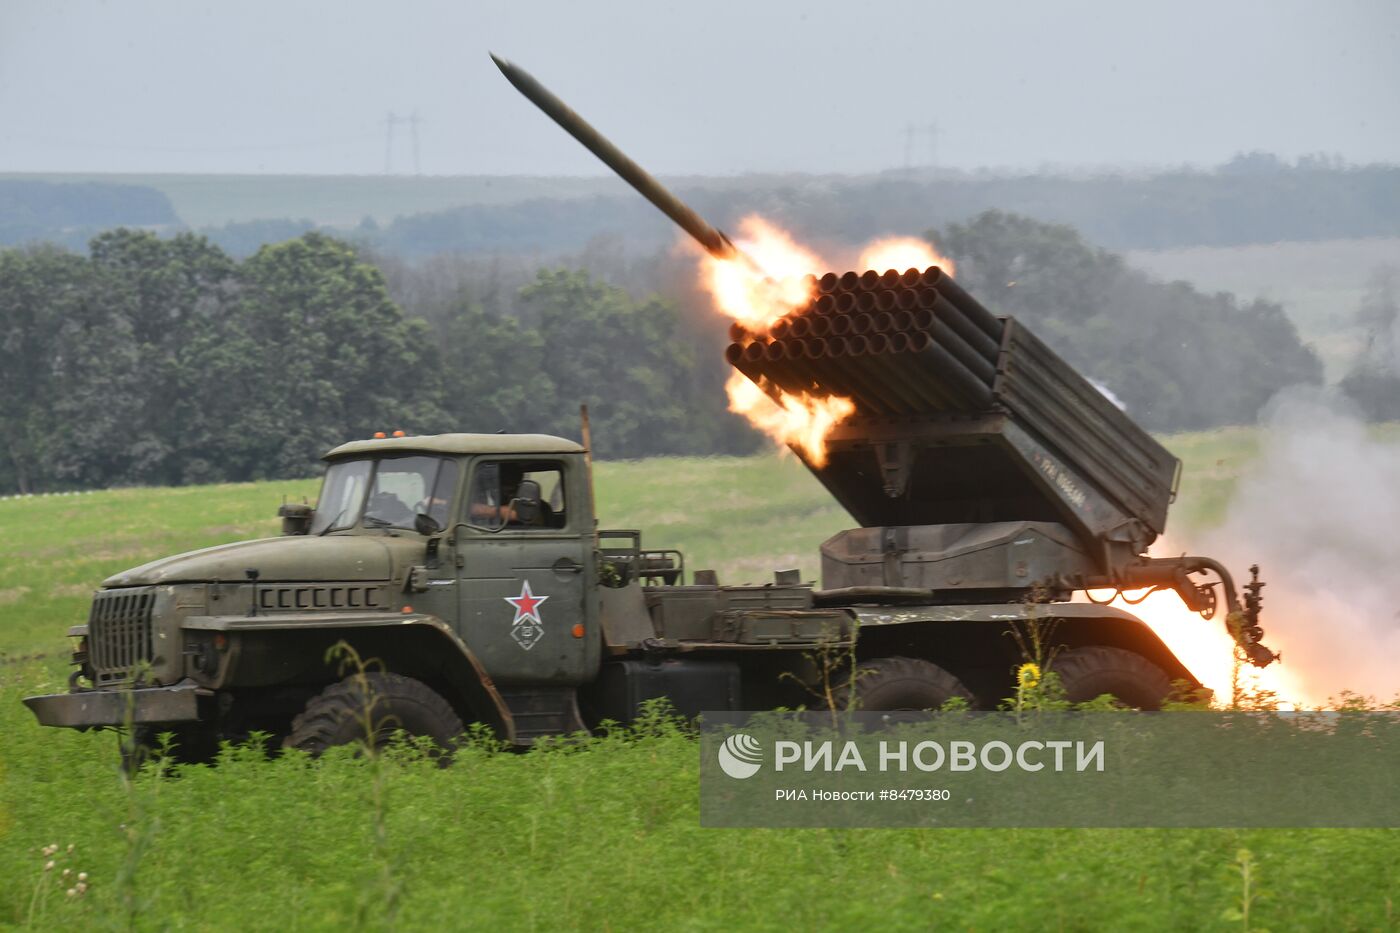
504 580 549 624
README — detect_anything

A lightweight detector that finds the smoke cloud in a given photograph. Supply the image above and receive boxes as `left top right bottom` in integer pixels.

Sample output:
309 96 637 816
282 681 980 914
1200 387 1400 703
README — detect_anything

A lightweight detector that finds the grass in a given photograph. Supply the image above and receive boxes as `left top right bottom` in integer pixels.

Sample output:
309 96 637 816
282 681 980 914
2 438 1398 930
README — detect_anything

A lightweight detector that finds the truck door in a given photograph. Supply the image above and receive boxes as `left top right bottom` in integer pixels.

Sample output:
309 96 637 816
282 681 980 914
456 456 600 686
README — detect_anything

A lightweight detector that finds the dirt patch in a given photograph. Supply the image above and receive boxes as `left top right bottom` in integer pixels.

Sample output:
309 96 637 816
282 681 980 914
0 586 31 606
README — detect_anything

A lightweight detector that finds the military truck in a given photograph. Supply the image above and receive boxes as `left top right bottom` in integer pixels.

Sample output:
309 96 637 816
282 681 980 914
23 56 1276 760
23 410 1268 759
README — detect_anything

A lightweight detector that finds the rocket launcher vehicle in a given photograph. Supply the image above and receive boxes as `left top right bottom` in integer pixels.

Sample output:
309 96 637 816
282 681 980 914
490 53 1275 667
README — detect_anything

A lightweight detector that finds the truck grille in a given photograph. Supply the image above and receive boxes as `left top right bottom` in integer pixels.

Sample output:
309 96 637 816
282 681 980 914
257 584 388 612
89 587 156 684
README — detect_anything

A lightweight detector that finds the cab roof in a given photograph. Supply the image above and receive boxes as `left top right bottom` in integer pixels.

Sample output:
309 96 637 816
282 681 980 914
323 433 584 460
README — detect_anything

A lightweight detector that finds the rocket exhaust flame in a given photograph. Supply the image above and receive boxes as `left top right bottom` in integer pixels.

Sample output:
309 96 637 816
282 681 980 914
1082 585 1305 707
691 209 980 464
861 237 957 280
723 370 854 468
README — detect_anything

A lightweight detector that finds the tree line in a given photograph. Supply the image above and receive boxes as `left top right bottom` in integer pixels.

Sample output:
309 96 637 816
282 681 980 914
0 180 178 249
0 230 741 495
0 212 1330 495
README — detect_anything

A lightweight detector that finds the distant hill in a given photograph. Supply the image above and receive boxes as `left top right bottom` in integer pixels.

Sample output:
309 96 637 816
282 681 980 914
0 178 178 248
367 162 1400 258
4 158 1398 256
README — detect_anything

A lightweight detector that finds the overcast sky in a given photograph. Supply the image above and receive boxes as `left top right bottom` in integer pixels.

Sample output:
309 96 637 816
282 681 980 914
2 0 1397 177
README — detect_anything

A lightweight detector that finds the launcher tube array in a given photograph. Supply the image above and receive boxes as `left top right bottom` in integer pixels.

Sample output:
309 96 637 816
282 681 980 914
725 265 1004 415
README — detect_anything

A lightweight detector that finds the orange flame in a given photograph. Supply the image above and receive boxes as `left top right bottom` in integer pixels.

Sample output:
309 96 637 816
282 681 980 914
858 236 956 278
725 370 855 468
702 215 821 333
697 215 957 465
1079 586 1310 708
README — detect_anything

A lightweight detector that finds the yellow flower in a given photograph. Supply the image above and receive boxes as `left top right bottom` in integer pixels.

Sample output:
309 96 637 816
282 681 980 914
1017 662 1042 689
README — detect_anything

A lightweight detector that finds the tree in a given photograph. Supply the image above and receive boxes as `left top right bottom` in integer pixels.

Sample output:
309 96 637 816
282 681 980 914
1339 266 1400 421
517 269 706 458
0 246 88 492
81 229 241 486
934 211 1323 430
233 232 450 479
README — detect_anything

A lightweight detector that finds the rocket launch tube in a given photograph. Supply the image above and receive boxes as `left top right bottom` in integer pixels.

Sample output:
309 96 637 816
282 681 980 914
888 332 960 409
838 335 907 414
919 292 1001 361
905 332 995 408
919 266 1003 342
861 334 930 412
924 316 998 385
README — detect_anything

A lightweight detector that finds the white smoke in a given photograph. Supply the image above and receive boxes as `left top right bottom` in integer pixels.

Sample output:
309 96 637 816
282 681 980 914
1200 386 1400 703
1089 378 1127 411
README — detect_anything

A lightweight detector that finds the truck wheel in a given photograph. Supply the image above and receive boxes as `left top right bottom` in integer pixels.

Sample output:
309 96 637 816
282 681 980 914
831 657 974 711
119 725 221 774
1048 646 1175 709
282 673 464 756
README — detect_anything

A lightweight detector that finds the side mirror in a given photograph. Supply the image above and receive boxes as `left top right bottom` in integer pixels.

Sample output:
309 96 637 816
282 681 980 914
512 479 542 525
278 502 314 536
414 510 442 536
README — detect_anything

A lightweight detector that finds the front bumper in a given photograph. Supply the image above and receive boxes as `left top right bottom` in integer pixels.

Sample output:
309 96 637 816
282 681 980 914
23 682 210 729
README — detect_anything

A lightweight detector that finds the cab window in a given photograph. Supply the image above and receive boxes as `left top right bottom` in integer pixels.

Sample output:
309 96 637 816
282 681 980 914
424 460 459 530
467 459 567 531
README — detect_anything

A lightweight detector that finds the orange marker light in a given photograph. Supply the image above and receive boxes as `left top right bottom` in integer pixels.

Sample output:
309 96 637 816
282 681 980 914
571 623 585 638
392 429 406 438
402 606 413 614
373 431 386 439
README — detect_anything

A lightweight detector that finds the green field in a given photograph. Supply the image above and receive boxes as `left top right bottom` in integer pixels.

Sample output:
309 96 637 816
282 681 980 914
2 436 1396 930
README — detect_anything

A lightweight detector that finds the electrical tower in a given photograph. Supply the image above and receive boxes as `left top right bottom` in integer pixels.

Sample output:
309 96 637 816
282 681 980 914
407 111 424 175
902 122 940 172
383 111 401 174
382 110 425 174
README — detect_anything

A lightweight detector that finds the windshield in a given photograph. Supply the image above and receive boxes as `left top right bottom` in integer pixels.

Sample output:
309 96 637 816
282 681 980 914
310 455 459 534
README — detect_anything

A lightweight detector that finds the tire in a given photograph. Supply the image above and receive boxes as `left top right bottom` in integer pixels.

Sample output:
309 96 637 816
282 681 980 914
119 725 221 774
1047 646 1175 710
282 673 464 756
831 656 974 711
